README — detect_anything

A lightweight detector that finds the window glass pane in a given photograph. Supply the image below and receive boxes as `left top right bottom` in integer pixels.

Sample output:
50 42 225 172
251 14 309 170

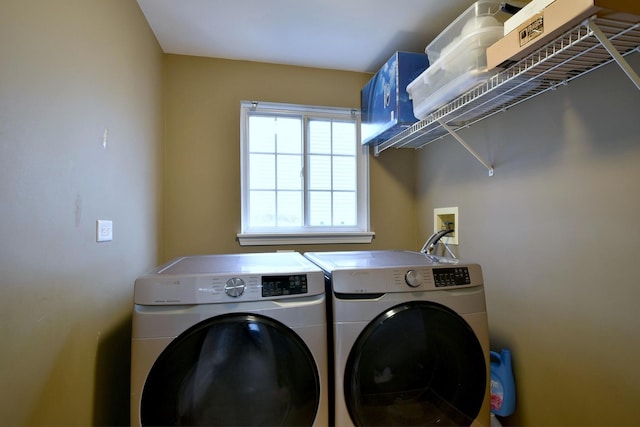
332 121 356 155
250 191 275 227
309 191 331 226
241 102 367 237
277 191 302 227
276 117 302 154
277 154 302 190
309 120 331 154
333 156 356 191
249 116 276 152
309 155 331 190
333 192 356 226
249 154 275 190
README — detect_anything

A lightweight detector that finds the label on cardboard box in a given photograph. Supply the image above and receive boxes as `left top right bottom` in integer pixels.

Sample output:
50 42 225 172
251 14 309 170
504 0 556 35
518 13 545 46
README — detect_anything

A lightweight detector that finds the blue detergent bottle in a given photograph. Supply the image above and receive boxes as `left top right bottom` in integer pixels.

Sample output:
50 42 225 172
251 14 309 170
490 349 516 417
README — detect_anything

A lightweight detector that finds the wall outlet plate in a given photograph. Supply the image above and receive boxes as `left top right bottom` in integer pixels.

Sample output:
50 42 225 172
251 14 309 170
434 207 458 245
96 220 113 242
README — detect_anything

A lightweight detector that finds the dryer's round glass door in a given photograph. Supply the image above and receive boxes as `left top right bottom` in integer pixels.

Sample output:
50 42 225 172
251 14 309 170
141 313 320 426
344 301 486 426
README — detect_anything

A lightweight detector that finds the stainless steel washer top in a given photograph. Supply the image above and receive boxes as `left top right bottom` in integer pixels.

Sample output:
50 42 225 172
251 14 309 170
157 251 324 275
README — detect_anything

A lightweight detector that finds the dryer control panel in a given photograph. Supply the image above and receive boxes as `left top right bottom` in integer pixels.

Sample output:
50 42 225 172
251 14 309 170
433 267 471 287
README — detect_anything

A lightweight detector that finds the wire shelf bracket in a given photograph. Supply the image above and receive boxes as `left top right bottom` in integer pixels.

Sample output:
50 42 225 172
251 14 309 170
437 119 494 176
588 20 640 90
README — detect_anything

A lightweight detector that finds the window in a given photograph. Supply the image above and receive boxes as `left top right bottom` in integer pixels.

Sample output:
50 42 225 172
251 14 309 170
238 101 373 245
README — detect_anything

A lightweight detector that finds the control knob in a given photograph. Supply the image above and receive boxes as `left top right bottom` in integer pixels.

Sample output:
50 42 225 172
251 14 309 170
224 277 246 297
405 270 423 287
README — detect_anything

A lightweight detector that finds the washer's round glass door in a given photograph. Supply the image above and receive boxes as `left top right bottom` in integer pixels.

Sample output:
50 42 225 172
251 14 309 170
141 313 320 426
345 301 486 426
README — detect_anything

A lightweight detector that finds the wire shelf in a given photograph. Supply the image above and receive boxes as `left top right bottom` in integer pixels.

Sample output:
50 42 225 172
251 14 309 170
373 17 640 156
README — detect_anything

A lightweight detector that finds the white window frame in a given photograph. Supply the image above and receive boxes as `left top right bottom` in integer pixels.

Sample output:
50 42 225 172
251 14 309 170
238 100 373 246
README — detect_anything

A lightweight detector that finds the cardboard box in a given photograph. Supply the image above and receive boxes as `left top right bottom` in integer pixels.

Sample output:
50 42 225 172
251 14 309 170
486 0 640 70
360 52 429 145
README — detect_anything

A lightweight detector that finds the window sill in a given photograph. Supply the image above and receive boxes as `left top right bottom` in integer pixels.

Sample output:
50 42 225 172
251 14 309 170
237 231 375 246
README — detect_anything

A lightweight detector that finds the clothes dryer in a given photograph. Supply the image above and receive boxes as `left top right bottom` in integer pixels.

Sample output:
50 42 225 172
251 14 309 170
131 252 328 426
304 250 490 427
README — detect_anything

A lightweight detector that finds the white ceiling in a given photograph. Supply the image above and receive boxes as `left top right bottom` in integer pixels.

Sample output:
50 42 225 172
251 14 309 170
137 0 480 73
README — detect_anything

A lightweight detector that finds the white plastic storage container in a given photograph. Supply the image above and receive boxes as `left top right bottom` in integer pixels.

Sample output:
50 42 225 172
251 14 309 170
407 1 513 120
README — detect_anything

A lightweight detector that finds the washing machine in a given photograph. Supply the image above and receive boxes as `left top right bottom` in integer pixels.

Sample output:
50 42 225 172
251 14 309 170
130 252 329 426
304 250 490 427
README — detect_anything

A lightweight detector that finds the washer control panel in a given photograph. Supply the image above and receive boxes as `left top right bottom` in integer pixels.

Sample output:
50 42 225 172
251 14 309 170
134 253 325 305
433 267 471 287
262 274 308 297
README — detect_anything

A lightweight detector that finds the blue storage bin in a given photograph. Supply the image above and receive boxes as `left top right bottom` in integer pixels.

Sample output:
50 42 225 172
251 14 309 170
360 52 429 145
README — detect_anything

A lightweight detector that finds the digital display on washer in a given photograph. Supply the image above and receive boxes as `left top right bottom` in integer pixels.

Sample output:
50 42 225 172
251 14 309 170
262 274 308 297
433 267 471 287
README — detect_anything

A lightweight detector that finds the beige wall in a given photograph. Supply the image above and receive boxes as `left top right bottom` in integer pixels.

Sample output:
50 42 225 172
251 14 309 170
416 54 640 426
163 54 418 261
0 1 163 425
7 1 637 425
